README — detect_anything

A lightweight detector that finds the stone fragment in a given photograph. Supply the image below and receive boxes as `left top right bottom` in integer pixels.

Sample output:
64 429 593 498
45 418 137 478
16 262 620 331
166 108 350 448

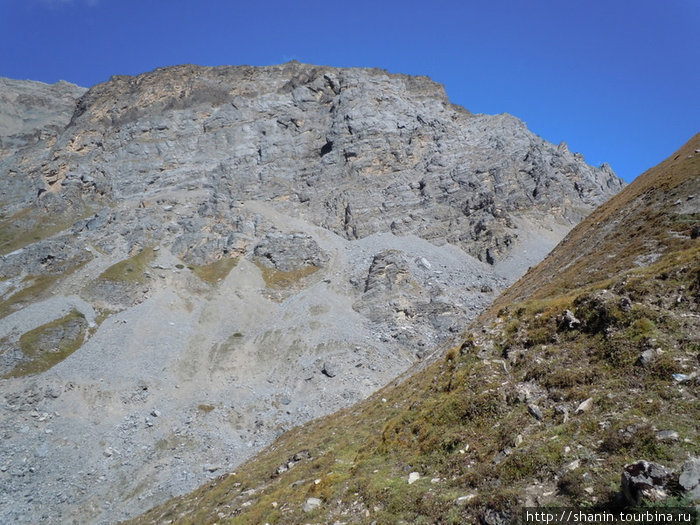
554 404 569 423
619 297 632 311
456 494 476 504
418 257 431 270
564 459 580 472
481 508 511 525
408 472 420 484
558 309 581 329
672 373 693 382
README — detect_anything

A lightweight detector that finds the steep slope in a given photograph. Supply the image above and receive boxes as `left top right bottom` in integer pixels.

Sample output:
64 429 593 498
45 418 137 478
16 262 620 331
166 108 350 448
0 63 622 524
130 135 698 524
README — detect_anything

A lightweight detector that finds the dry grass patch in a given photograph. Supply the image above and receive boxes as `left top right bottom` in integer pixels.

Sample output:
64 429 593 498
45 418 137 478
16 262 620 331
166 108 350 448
4 309 88 378
192 257 238 284
98 247 156 284
256 262 319 290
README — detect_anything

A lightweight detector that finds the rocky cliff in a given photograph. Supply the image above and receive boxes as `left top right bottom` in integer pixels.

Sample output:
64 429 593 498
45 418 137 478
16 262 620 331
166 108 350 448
0 62 623 524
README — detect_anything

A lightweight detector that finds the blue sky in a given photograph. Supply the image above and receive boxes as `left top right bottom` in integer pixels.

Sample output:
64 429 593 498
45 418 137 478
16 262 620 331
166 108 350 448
1 0 698 182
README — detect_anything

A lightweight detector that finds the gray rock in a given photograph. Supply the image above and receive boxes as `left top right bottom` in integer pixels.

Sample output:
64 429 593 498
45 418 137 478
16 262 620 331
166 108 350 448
655 430 679 442
558 309 581 329
679 458 700 501
637 349 657 367
322 362 338 378
253 232 328 272
418 257 432 269
672 373 693 382
527 403 543 421
481 508 512 525
621 460 675 506
575 397 593 414
0 77 86 159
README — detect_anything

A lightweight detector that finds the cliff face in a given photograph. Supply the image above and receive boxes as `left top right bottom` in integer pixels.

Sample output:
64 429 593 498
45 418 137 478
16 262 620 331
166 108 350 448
0 63 623 524
8 63 620 266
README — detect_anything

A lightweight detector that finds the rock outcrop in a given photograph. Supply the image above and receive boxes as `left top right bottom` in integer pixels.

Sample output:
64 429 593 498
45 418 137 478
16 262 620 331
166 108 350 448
0 63 623 524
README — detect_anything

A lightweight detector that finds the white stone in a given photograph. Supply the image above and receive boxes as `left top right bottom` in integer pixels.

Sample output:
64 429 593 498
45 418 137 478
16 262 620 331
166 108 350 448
575 397 593 414
303 497 322 512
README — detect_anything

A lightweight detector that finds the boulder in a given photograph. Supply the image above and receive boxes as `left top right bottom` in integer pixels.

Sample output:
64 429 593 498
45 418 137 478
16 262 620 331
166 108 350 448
621 460 675 506
679 458 700 501
303 497 322 512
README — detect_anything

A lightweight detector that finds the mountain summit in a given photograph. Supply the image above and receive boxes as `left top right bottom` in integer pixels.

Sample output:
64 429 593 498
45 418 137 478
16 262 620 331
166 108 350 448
0 63 622 523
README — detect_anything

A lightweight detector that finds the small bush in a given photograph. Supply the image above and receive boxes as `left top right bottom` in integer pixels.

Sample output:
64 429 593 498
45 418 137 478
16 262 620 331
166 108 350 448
627 317 657 342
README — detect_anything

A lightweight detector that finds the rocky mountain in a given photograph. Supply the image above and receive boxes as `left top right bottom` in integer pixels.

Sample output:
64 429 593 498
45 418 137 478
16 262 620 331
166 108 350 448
0 62 623 524
129 135 698 524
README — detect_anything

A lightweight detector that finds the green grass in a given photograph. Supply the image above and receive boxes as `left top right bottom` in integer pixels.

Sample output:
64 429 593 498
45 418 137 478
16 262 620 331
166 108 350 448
4 309 88 378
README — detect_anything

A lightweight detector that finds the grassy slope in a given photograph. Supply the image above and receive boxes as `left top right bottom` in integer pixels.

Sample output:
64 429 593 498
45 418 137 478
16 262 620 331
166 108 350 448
128 135 699 524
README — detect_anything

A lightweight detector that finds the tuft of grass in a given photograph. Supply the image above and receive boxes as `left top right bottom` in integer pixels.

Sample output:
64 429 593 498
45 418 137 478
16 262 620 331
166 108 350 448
4 309 87 378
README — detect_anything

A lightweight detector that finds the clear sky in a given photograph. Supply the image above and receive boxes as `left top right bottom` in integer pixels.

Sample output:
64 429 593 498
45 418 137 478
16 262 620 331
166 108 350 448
1 0 698 182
